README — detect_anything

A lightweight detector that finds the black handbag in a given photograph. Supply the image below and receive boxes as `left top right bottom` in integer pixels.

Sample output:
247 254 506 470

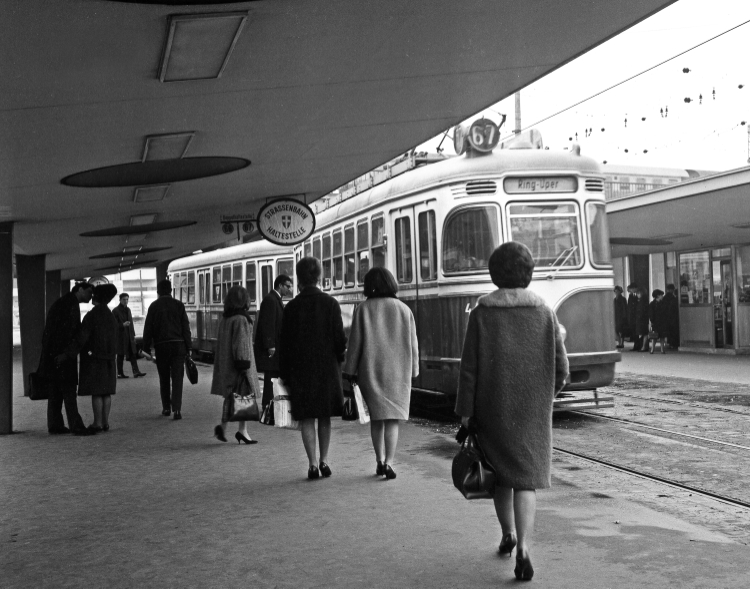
260 400 275 426
28 372 49 401
341 395 358 421
226 373 260 422
452 421 496 500
185 356 198 385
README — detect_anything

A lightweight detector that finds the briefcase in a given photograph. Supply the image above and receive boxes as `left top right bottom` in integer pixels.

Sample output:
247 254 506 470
28 372 49 401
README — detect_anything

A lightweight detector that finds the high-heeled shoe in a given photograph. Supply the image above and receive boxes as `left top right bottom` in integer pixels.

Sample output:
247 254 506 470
514 552 534 581
308 465 320 480
102 424 110 432
319 462 332 477
376 460 384 476
235 431 258 445
383 464 397 480
214 425 227 443
498 532 517 557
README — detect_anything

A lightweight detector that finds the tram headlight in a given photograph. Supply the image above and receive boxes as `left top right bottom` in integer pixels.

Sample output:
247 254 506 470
559 323 567 343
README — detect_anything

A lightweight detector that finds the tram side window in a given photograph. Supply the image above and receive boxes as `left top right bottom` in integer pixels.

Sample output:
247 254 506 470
260 265 273 300
418 210 437 281
332 230 343 289
394 216 413 283
322 234 332 290
221 265 231 300
232 263 242 288
245 262 256 302
508 203 581 268
204 271 212 305
586 202 611 267
357 220 369 284
442 206 499 274
304 240 312 258
212 267 222 303
187 272 195 304
371 216 385 269
198 272 204 304
313 238 321 262
344 226 355 288
278 258 294 282
179 272 188 302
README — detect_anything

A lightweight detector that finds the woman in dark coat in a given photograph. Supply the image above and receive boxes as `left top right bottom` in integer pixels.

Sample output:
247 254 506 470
648 289 668 354
627 283 640 350
112 293 146 378
279 257 347 480
70 284 119 432
455 242 568 582
613 286 628 348
635 288 650 352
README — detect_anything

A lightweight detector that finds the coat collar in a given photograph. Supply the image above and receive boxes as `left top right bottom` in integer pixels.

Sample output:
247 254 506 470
298 285 322 297
477 288 545 308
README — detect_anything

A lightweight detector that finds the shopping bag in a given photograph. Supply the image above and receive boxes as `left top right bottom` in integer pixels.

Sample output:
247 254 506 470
352 384 370 424
227 372 259 421
271 379 300 430
185 356 198 385
452 421 496 500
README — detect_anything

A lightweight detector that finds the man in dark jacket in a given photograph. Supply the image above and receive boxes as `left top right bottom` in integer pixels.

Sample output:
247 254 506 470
626 283 641 351
113 293 146 378
663 283 680 349
37 281 95 435
142 279 192 420
255 274 292 409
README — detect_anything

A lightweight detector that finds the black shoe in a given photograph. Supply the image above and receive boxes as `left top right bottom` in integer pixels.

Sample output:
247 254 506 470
308 465 320 480
117 374 129 379
102 424 110 432
514 553 534 581
319 462 332 477
87 425 103 433
214 425 227 442
173 411 182 421
133 372 146 378
376 460 384 476
49 426 71 435
72 427 95 436
162 409 171 416
498 532 517 557
383 464 397 480
235 431 258 444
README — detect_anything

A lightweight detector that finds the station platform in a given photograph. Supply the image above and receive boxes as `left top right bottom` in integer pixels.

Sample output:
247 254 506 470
2 349 749 588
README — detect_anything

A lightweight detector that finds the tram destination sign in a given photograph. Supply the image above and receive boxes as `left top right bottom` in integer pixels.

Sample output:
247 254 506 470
257 198 316 246
504 176 577 194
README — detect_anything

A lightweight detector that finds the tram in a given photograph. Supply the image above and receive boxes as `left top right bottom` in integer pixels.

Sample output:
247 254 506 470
169 122 620 410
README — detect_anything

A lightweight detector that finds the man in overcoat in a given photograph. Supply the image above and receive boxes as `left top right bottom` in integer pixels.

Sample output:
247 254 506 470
37 281 95 435
626 283 640 350
254 274 292 409
142 279 192 420
112 293 146 378
663 283 680 349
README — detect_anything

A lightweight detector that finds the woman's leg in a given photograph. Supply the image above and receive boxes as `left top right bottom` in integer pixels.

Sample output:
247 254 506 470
300 418 318 466
370 420 385 462
91 396 103 427
514 489 536 557
383 420 400 464
660 337 666 353
102 395 111 427
237 420 248 437
318 417 331 464
493 486 515 535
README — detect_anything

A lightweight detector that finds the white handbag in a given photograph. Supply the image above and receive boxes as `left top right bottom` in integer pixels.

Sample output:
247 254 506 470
272 378 301 430
352 384 370 425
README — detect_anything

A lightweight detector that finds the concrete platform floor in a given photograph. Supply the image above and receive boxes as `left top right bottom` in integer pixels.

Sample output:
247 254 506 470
3 351 750 588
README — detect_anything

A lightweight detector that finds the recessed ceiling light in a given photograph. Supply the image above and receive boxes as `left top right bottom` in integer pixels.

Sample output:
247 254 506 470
134 185 170 203
142 133 194 161
131 214 157 226
159 12 248 82
80 220 197 237
89 246 173 260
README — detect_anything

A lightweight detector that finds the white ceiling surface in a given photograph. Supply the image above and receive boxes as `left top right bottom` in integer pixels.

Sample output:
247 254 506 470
607 167 750 258
0 0 675 278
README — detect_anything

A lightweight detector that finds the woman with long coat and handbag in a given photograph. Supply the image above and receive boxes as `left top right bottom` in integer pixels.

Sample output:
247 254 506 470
211 286 261 444
343 267 418 480
455 242 568 582
279 256 347 480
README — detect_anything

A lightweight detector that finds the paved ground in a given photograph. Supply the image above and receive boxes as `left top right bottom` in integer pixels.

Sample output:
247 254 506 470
619 345 750 384
3 349 750 588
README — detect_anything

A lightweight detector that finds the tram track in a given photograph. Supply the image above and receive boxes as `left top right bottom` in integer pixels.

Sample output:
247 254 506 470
553 446 750 510
613 390 750 416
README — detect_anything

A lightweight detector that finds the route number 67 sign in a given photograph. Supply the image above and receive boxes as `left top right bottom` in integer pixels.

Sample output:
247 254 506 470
453 118 500 154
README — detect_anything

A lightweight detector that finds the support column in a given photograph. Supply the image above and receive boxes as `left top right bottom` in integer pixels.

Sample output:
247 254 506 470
46 269 62 315
16 254 46 398
155 261 169 283
0 223 13 434
61 278 71 296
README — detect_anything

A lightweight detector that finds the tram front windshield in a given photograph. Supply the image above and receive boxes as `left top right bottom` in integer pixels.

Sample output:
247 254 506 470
508 203 581 268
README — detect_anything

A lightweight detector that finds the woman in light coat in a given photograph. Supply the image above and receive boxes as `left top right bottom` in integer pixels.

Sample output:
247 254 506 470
343 267 419 480
455 242 568 582
211 286 261 444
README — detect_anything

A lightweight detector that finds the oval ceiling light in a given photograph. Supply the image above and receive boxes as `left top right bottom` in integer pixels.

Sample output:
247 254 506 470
81 220 196 237
61 157 250 188
94 259 160 273
89 246 173 260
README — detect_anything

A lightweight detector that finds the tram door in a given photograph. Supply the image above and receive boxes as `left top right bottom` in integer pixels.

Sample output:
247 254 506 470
259 262 274 301
712 258 733 347
196 268 210 347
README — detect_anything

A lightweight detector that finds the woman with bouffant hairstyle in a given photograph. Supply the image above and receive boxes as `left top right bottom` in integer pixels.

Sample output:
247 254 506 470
455 242 568 581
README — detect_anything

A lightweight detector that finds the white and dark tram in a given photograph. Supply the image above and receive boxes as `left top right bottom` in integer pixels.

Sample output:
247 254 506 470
169 130 619 411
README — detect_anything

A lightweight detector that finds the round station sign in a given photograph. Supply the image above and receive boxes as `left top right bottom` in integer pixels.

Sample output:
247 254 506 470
257 199 316 246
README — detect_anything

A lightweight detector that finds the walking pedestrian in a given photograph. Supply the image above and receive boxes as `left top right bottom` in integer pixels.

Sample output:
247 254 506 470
113 293 146 378
36 281 95 436
455 242 568 582
142 279 192 420
648 289 668 354
279 257 347 480
635 288 650 352
212 286 261 444
663 283 680 349
627 283 640 350
254 274 292 411
343 267 419 480
613 285 628 349
72 284 119 432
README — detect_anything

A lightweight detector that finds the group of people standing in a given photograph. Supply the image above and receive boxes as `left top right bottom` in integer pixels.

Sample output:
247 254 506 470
614 282 679 353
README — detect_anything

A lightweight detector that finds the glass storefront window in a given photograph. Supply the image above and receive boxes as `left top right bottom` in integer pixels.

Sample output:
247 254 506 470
679 251 710 305
736 246 750 303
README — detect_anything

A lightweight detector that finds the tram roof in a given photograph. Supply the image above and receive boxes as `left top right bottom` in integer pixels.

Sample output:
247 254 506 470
315 148 603 229
168 241 292 273
2 1 678 278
